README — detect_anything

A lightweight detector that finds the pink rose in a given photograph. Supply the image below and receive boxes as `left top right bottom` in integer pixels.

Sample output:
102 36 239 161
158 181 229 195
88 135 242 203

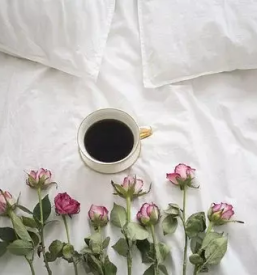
208 203 235 225
112 175 150 200
27 168 54 189
54 193 80 216
166 163 195 186
88 205 109 227
122 176 144 194
0 191 16 215
137 203 160 226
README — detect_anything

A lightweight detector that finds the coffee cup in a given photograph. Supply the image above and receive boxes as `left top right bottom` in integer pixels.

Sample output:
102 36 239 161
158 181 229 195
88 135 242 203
77 108 152 174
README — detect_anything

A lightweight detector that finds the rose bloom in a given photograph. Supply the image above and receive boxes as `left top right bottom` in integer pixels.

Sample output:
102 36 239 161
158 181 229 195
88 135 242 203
122 176 144 194
137 203 160 226
208 203 234 225
54 193 80 216
27 168 53 189
166 163 195 186
0 191 16 215
88 205 109 227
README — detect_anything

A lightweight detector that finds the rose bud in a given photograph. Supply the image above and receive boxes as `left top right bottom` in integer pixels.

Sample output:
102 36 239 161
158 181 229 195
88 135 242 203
122 176 144 193
112 176 150 200
54 193 80 216
208 203 243 225
0 191 16 215
137 203 160 226
26 168 55 189
166 163 195 188
88 205 109 228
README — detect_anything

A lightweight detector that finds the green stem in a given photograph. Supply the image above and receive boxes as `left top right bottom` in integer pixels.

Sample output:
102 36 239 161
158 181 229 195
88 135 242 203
62 215 78 275
206 222 213 234
37 188 44 225
194 222 215 275
96 227 104 263
62 215 71 244
126 196 131 222
193 266 198 275
126 253 132 275
126 196 132 275
37 188 52 275
193 222 214 275
150 225 159 275
25 257 36 275
182 186 188 275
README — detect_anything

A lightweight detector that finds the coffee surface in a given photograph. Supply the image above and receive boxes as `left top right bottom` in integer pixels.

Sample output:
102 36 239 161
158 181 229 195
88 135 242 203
84 119 134 162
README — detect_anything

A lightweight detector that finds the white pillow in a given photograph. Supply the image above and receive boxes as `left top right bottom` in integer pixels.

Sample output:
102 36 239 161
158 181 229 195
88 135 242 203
0 0 115 79
138 0 257 88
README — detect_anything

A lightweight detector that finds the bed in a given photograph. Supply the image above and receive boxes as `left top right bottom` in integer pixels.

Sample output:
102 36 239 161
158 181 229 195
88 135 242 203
0 1 257 275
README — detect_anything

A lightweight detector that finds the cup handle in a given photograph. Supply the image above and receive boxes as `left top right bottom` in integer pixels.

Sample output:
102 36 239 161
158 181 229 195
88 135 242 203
139 126 153 140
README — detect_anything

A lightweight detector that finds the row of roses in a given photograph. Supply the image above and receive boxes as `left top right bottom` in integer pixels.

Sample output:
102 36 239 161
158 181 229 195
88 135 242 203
0 164 243 275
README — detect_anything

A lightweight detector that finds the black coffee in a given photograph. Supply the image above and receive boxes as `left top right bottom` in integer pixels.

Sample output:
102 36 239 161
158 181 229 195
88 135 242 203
84 119 134 162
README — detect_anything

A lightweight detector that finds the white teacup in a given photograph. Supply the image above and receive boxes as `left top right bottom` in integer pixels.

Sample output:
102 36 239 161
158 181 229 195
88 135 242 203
77 108 152 174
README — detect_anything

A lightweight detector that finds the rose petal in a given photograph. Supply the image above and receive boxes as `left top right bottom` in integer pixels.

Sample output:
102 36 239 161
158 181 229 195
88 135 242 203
88 205 94 219
54 192 80 215
212 203 222 212
134 179 144 193
65 202 80 214
221 203 233 212
146 204 154 217
92 205 103 215
29 170 37 180
38 168 46 179
122 176 134 190
38 168 46 174
175 164 189 179
0 203 6 213
136 211 142 221
166 173 180 185
0 191 15 209
140 203 150 217
122 177 129 189
0 195 4 204
145 203 158 218
4 192 12 200
221 209 234 220
44 170 52 183
186 166 196 178
89 205 105 219
103 207 109 216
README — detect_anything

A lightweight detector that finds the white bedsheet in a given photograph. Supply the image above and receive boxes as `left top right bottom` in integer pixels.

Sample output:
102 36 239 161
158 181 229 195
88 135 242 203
0 0 257 274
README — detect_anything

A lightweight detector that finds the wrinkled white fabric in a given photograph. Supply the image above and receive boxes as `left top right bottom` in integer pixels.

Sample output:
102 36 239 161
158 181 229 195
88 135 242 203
138 0 257 88
0 0 257 274
0 0 115 79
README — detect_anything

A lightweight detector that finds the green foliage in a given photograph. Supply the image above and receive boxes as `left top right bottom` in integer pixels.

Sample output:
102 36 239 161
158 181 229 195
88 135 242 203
7 240 33 256
162 215 178 235
33 195 51 224
185 212 206 238
110 203 127 228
